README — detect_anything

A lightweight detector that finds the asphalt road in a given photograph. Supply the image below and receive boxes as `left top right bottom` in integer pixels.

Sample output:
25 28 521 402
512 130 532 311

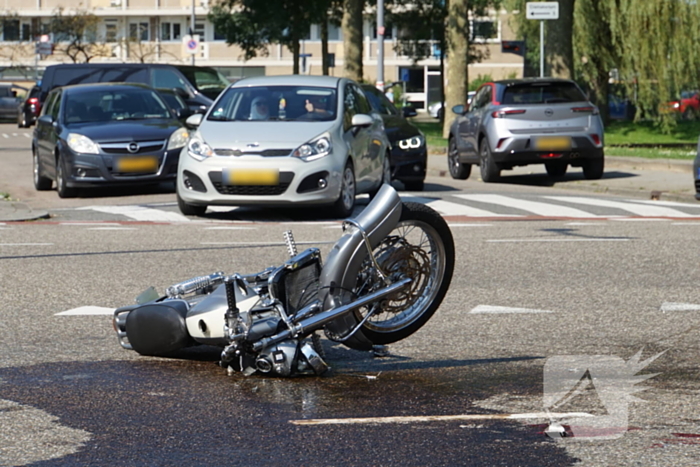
2 123 700 466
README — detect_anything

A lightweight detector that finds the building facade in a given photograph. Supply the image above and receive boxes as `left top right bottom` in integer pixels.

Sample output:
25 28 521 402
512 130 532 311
0 2 524 109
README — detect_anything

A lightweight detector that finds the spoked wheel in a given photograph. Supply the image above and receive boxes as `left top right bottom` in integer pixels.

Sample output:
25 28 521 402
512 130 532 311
344 202 455 347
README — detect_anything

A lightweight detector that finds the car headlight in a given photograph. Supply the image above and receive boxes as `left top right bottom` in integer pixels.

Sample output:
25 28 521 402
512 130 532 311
397 135 425 150
292 133 332 162
187 135 213 161
167 128 189 150
673 102 681 109
66 133 99 154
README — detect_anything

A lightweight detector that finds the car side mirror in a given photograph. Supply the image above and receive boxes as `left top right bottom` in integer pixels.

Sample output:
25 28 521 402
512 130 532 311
402 106 417 118
452 104 466 115
177 108 193 120
351 114 373 127
185 113 203 128
38 114 53 125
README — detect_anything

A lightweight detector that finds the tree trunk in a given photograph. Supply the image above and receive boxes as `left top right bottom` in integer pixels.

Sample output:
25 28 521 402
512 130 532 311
342 0 364 81
321 17 329 75
292 38 300 75
443 0 469 138
548 0 575 79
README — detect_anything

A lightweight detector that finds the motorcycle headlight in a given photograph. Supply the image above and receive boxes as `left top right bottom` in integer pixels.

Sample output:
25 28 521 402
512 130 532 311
292 133 332 162
187 135 214 161
66 133 99 154
397 134 425 150
167 128 189 151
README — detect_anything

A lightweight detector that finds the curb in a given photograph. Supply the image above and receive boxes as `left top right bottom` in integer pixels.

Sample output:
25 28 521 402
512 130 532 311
0 200 50 222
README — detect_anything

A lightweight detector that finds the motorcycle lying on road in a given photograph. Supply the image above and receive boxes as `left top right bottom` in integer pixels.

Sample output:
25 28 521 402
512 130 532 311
113 184 454 377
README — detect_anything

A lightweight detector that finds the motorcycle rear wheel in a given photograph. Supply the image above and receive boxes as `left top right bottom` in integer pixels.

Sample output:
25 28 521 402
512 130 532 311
341 202 455 348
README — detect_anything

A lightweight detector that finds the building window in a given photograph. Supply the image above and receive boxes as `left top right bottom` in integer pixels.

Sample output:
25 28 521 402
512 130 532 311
328 22 341 41
161 22 182 41
2 20 20 41
105 20 118 43
471 20 497 42
21 24 31 42
194 22 205 42
129 22 149 42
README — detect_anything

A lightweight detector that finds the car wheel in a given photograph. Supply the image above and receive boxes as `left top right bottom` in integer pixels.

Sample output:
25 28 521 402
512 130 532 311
177 192 207 216
448 137 471 180
332 161 356 218
18 112 27 128
437 107 444 121
33 149 52 191
479 139 500 183
683 108 696 121
582 156 605 180
56 155 77 198
403 180 424 191
545 161 568 179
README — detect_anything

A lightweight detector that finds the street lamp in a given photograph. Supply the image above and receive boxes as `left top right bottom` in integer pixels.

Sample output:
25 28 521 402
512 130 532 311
376 0 384 91
191 0 196 65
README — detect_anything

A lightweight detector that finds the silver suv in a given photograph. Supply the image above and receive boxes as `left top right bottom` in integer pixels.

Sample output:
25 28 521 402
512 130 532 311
447 78 605 183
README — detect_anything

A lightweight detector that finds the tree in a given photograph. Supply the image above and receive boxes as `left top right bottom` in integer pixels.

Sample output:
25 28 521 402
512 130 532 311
443 0 469 138
548 0 574 79
342 0 364 81
50 8 110 63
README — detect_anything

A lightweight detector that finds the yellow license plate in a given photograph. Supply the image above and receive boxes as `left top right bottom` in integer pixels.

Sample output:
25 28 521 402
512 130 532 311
224 169 279 186
116 156 158 173
534 136 572 151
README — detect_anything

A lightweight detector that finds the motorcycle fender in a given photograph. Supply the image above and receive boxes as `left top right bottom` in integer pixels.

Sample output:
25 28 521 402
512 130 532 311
185 283 260 345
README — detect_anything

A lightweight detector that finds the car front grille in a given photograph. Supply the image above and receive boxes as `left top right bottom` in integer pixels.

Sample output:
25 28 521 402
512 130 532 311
214 149 293 157
208 171 294 195
100 140 166 155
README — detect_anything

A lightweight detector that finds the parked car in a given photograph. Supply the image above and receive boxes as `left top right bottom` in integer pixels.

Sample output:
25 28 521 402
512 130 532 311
17 85 41 128
428 91 476 120
177 75 390 218
32 82 189 198
667 90 700 120
37 63 230 116
361 84 427 191
0 84 23 121
447 78 605 182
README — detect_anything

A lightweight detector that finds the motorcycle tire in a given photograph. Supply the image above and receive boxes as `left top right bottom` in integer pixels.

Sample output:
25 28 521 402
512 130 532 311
338 201 455 349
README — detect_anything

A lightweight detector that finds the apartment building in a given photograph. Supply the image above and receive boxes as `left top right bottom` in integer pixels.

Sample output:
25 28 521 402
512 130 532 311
0 2 523 108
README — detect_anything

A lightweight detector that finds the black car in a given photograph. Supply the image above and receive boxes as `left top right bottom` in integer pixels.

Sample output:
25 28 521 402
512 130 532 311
32 82 189 198
18 85 41 128
361 84 427 191
156 88 194 123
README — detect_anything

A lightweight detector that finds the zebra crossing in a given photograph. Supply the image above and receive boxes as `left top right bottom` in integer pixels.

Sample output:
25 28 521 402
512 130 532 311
64 192 700 223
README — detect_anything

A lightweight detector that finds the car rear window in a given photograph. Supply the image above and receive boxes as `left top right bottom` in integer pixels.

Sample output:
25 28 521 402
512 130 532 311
47 67 148 91
502 82 586 105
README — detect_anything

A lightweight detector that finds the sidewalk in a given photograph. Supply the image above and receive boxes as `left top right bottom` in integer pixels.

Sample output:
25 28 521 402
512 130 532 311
0 155 696 222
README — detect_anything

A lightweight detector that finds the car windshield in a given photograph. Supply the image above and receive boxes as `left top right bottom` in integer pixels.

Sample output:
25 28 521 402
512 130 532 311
159 92 186 111
63 88 172 124
177 67 230 100
502 82 587 105
208 85 337 122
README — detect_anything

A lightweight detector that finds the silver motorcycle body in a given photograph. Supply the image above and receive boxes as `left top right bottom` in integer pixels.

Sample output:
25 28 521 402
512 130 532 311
113 184 454 377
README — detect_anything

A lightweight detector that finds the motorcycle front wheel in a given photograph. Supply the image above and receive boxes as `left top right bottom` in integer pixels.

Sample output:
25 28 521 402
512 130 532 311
342 202 455 348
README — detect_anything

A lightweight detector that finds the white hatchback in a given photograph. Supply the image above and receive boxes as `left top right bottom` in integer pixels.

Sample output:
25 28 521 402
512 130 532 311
177 75 390 218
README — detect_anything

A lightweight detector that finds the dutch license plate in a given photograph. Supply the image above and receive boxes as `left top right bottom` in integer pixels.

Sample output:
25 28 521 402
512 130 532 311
534 136 572 151
115 156 158 173
224 168 279 186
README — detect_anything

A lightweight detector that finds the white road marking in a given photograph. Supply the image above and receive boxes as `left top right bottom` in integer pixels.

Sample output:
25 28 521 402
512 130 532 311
565 222 607 226
0 243 53 246
448 223 493 227
486 238 629 243
660 302 700 313
470 305 555 314
2 134 8 138
87 227 138 231
203 226 257 230
23 133 30 138
290 412 593 426
629 199 700 208
201 241 330 246
455 194 596 218
401 194 518 217
672 222 700 225
60 222 122 226
544 196 695 217
55 306 115 316
611 218 671 222
78 205 190 222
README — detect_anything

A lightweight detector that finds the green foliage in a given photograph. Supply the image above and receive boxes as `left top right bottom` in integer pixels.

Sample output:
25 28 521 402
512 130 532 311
469 74 493 91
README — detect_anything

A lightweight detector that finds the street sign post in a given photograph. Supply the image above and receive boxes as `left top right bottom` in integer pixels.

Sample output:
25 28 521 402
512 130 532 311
526 2 559 77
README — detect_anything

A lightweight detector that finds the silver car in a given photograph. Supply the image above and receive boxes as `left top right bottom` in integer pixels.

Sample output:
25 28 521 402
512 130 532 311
177 75 390 217
447 78 605 182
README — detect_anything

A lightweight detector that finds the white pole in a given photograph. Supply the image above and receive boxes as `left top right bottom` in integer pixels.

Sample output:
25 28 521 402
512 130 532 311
539 20 544 77
376 0 385 90
191 0 196 66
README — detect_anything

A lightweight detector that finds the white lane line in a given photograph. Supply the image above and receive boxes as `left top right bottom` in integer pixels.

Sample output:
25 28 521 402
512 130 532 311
77 205 190 222
486 238 629 243
544 196 695 217
470 305 555 314
60 222 122 226
203 226 257 230
630 199 700 208
290 412 592 426
55 306 115 316
0 243 53 246
672 222 700 225
448 224 493 227
401 195 518 217
2 134 8 139
201 241 330 246
455 194 595 218
87 227 138 231
23 133 30 138
660 302 700 313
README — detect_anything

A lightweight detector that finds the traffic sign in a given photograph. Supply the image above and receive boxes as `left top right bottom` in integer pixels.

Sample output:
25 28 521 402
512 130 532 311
526 2 559 20
183 34 200 55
